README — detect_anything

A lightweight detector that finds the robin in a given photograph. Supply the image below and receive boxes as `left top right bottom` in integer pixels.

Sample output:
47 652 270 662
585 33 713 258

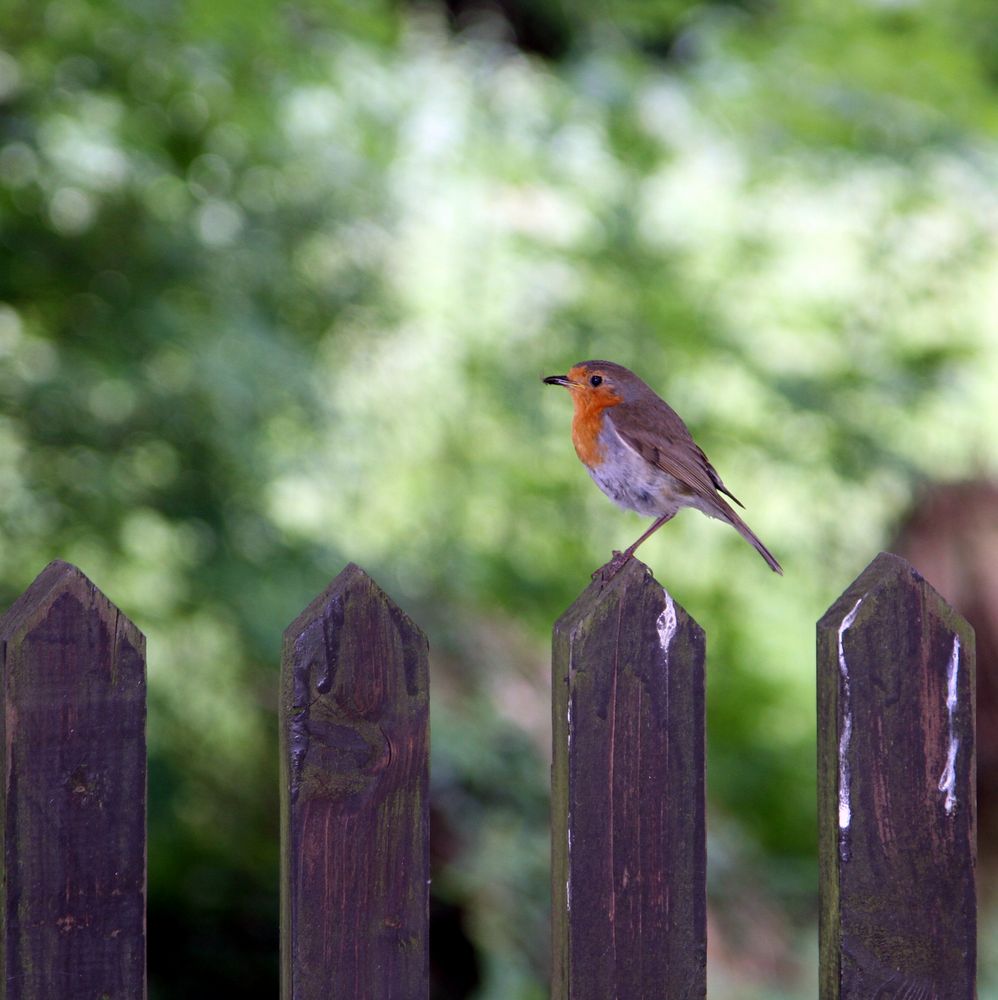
543 360 782 575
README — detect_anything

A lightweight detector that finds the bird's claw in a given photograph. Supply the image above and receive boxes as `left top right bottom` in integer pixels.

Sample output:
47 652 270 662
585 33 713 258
591 550 633 582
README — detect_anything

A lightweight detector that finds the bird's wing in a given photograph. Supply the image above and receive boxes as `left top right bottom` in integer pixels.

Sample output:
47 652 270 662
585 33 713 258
607 400 744 508
608 397 782 574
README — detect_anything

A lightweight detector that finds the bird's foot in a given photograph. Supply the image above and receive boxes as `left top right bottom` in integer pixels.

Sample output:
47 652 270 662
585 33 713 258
591 549 634 582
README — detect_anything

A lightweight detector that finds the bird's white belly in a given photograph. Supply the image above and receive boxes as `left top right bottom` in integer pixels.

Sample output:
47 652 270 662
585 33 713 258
587 422 687 517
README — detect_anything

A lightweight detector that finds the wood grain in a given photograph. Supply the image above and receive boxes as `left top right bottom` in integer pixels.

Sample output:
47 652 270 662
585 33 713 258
0 560 147 999
551 557 706 1000
281 563 429 1000
818 552 976 999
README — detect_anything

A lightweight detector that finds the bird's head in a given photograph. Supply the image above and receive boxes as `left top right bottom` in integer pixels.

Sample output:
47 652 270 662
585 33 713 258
542 360 641 409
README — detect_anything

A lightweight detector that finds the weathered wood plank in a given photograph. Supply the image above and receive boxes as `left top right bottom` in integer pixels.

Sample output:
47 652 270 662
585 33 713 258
0 560 147 999
818 551 976 999
551 557 706 1000
281 563 429 1000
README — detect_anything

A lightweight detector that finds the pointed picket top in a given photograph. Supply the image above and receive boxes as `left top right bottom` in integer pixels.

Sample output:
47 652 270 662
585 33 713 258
554 555 696 655
818 550 969 638
281 562 429 1000
0 558 144 653
0 559 147 999
817 551 976 999
552 556 706 1000
284 561 425 664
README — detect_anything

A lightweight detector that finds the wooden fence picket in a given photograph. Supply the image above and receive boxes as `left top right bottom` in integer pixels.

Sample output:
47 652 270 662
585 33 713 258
551 557 707 999
280 563 430 1000
817 552 976 999
0 560 147 999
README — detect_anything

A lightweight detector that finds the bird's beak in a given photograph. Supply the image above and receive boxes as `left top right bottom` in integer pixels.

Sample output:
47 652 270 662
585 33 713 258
543 374 573 387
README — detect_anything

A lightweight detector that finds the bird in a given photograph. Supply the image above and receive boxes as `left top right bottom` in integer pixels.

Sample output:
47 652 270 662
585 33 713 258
543 360 782 576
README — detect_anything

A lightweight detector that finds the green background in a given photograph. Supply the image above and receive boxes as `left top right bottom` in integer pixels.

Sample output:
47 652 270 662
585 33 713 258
2 0 997 995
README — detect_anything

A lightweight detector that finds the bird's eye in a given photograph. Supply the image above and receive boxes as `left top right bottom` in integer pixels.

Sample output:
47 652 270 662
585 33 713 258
589 374 603 387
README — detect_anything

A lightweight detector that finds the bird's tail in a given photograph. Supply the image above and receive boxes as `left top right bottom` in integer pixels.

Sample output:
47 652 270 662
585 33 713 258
711 495 784 574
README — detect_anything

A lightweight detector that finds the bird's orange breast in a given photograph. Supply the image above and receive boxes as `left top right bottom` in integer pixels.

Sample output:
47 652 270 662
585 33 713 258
570 388 622 468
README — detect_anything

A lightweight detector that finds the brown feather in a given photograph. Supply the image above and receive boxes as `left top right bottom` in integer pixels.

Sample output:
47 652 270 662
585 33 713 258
607 399 782 574
607 396 724 504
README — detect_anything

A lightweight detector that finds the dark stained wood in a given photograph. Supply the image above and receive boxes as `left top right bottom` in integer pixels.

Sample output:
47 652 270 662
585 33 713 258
0 560 147 999
817 552 976 999
551 557 706 1000
281 563 429 1000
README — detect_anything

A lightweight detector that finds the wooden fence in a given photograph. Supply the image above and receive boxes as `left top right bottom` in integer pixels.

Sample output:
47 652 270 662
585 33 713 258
0 552 977 998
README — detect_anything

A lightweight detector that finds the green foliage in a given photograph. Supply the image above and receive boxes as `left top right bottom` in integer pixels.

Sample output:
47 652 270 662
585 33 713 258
3 0 998 995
